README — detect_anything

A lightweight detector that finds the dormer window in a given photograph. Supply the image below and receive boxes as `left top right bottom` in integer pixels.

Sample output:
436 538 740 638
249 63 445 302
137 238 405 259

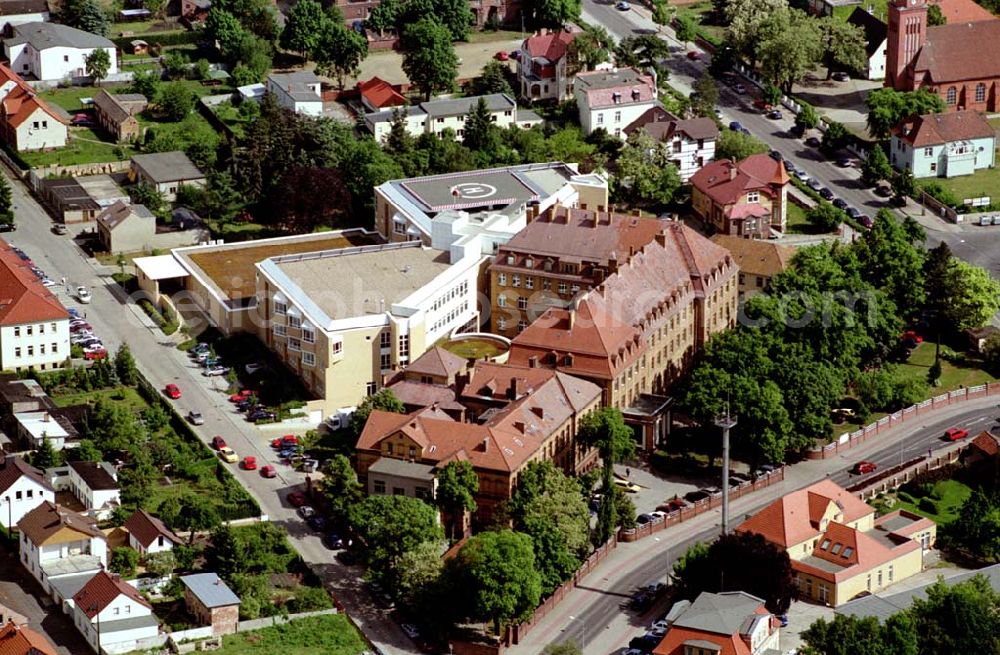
831 543 842 555
820 539 831 550
507 255 515 265
525 257 533 268
746 191 759 203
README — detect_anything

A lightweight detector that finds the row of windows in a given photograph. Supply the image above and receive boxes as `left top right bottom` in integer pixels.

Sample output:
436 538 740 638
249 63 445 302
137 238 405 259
14 343 58 358
12 323 58 337
496 317 528 332
431 300 469 333
431 280 469 313
945 83 988 105
497 274 579 295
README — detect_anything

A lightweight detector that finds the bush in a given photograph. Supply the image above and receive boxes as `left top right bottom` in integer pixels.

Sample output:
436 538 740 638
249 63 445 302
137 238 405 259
922 181 960 208
918 497 938 514
287 585 333 613
109 546 139 577
898 491 916 503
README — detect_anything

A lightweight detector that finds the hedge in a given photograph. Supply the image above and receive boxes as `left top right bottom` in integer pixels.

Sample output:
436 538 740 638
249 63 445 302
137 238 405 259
112 29 203 50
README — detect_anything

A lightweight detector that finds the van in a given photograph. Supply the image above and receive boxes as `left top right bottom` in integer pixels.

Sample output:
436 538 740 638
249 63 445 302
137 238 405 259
981 215 992 226
992 215 1000 225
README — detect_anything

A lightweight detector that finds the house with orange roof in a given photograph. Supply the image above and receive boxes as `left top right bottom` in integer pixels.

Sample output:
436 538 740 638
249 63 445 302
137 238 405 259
736 479 936 606
0 239 70 372
70 570 159 653
690 153 790 238
508 220 737 450
0 64 65 151
517 27 581 103
652 591 780 655
710 234 795 297
0 620 58 655
890 109 995 178
357 77 407 113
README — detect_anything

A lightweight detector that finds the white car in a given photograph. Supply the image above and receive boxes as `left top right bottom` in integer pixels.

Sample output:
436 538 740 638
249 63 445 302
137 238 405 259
400 623 419 639
204 366 231 377
245 362 266 374
41 278 56 287
77 286 91 303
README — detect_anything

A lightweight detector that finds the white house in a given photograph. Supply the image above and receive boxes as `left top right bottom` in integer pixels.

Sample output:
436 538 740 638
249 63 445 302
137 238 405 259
4 22 117 82
47 461 119 520
624 106 719 182
124 509 181 556
18 501 107 599
0 63 67 151
574 67 657 138
890 110 996 178
15 411 71 450
71 570 159 654
364 93 541 142
517 27 579 103
0 239 70 372
846 8 887 80
0 455 54 529
0 0 50 31
266 71 322 117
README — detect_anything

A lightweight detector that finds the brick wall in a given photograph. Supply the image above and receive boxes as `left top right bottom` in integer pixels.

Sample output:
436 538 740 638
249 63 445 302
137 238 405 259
211 605 239 636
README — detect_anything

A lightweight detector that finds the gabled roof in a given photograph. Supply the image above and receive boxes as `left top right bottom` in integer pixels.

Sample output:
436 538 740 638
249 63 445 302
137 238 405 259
385 380 465 413
357 76 407 109
92 90 146 126
970 430 999 456
180 573 241 608
73 570 151 619
892 110 994 147
404 346 468 379
913 21 1000 83
624 106 719 142
124 509 180 549
0 621 58 655
0 0 48 16
576 68 656 109
690 154 790 207
96 201 154 231
68 460 117 491
6 21 113 49
522 27 577 63
0 63 66 129
0 240 69 326
653 592 771 655
709 236 794 280
17 501 103 545
846 8 888 58
131 151 205 184
0 455 50 496
932 0 994 24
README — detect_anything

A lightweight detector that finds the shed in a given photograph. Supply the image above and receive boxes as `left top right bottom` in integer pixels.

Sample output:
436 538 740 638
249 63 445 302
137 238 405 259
180 572 240 636
96 201 155 253
129 151 206 201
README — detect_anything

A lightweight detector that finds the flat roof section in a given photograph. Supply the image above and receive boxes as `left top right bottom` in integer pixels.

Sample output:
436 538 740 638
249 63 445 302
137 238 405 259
400 169 541 214
180 230 379 303
271 244 451 322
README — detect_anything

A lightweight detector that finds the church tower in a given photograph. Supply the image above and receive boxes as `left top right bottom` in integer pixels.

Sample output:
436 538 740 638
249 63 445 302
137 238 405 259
886 0 929 90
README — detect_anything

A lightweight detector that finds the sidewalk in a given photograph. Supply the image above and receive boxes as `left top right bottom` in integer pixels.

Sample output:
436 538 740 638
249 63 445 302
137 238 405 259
507 392 1000 655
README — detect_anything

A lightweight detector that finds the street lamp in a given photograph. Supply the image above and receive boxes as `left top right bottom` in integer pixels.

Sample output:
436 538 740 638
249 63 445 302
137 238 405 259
567 615 586 648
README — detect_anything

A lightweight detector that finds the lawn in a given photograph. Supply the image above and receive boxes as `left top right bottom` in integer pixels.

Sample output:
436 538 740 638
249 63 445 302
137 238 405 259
40 85 104 112
214 615 367 654
440 337 508 359
892 479 972 525
898 341 996 392
18 128 135 167
466 28 523 44
675 1 725 45
833 0 887 21
50 385 148 410
917 159 1000 204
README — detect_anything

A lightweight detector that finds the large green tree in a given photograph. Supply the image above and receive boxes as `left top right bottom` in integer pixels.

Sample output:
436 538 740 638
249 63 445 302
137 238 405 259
568 24 612 71
912 576 1000 653
865 88 946 140
526 0 581 28
860 145 893 186
853 208 926 314
690 72 719 119
463 97 503 153
348 495 444 589
0 175 14 228
613 131 682 207
315 18 370 88
758 8 824 93
350 388 405 435
280 0 328 58
819 17 868 80
941 489 1000 562
803 612 918 655
85 49 110 86
715 128 769 162
806 201 846 232
468 60 514 97
436 460 479 541
579 408 635 545
401 18 460 101
725 0 789 67
321 455 364 524
61 0 110 36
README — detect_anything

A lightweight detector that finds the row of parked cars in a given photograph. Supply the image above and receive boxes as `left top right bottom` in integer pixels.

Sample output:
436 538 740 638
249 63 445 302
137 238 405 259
977 215 1000 226
70 310 107 360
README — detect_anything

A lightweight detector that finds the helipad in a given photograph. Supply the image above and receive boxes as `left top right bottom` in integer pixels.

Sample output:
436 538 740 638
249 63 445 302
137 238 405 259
400 168 542 213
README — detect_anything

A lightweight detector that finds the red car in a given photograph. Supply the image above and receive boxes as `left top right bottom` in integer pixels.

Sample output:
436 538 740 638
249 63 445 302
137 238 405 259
495 50 509 61
901 330 924 344
242 456 257 470
944 427 969 441
164 384 181 399
686 50 701 60
229 389 255 402
84 349 107 360
260 464 277 478
287 490 307 507
852 461 877 474
210 435 226 450
271 435 298 449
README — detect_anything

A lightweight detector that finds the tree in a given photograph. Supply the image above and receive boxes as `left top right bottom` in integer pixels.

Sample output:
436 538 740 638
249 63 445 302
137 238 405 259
821 120 849 153
673 532 794 613
109 547 140 577
350 388 405 435
320 455 364 524
579 408 635 544
74 439 102 462
129 182 166 216
431 0 474 41
819 17 867 80
0 175 14 228
468 60 514 97
569 24 612 72
348 495 443 589
761 83 782 107
614 131 682 206
803 612 918 655
806 201 845 232
401 18 459 101
162 51 190 80
911 576 1000 653
129 70 161 100
795 102 819 131
891 168 915 204
365 0 401 33
854 208 925 316
927 2 946 24
675 14 697 46
206 524 246 580
758 8 823 93
865 88 945 140
396 540 445 608
263 166 352 232
690 72 719 118
463 97 502 153
61 0 110 36
614 36 671 76
85 49 110 87
315 21 369 89
652 0 672 32
526 0 581 28
144 0 168 19
157 83 196 122
170 493 221 540
860 145 892 186
716 128 769 161
726 0 789 67
542 642 582 655
451 529 543 633
942 490 1000 561
114 344 137 386
939 259 1000 331
436 460 478 541
280 0 328 58
32 437 61 469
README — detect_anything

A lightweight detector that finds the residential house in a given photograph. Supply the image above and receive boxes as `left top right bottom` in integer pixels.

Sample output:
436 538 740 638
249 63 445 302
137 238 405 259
690 153 791 238
0 240 70 372
96 201 156 254
488 204 668 338
0 64 66 151
847 8 888 80
966 325 1000 352
357 77 407 112
46 461 119 520
652 591 781 655
517 27 579 103
624 106 719 181
0 0 50 30
374 162 609 255
179 0 210 22
4 22 117 82
14 411 72 451
124 509 180 556
574 67 656 138
266 71 322 117
886 0 1000 111
92 91 146 143
364 94 541 142
890 110 995 178
736 479 936 606
17 501 107 600
180 573 240 636
710 235 795 297
129 152 206 202
0 455 53 530
0 376 80 452
70 570 159 654
509 222 738 450
0 621 58 655
357 361 603 522
37 174 129 224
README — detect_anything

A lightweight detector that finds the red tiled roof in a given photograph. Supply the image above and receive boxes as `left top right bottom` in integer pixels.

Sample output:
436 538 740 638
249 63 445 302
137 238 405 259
798 522 917 583
0 64 65 129
913 21 1000 83
386 379 465 413
0 456 50 496
73 570 151 619
624 106 719 142
0 241 69 326
710 235 795 279
654 626 750 655
689 154 789 207
124 509 180 549
576 68 656 109
932 0 994 24
0 621 58 655
523 28 577 62
403 346 467 379
970 430 999 456
893 110 994 147
357 76 407 110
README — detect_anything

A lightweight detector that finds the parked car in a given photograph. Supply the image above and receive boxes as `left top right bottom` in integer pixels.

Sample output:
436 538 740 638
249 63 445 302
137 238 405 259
67 308 80 318
686 50 701 60
629 592 654 612
306 515 326 531
733 83 747 94
77 286 91 303
902 330 923 344
852 460 877 474
52 224 68 235
298 505 316 519
832 71 849 81
859 214 874 228
248 408 276 422
271 435 298 449
992 215 1000 226
245 362 266 374
165 384 182 400
832 198 848 209
613 478 641 493
684 489 710 503
203 366 230 377
807 178 822 191
242 456 257 470
210 435 226 450
819 187 834 200
495 50 509 61
287 491 307 507
628 633 659 651
259 464 276 478
846 207 862 219
83 348 107 360
836 157 852 167
615 0 631 9
832 407 857 421
944 427 970 441
636 513 656 525
657 498 690 513
187 411 205 425
766 109 783 120
323 532 345 549
41 279 57 288
805 136 822 148
728 120 743 132
769 150 783 161
230 389 254 402
218 446 237 463
981 215 994 226
783 160 797 174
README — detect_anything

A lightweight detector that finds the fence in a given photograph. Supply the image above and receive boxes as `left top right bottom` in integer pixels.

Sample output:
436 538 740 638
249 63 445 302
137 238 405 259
807 382 999 459
618 467 785 543
920 190 960 223
847 441 967 500
31 160 131 180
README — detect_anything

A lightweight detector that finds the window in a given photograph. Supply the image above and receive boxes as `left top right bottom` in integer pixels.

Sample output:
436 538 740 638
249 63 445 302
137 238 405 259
14 348 20 358
498 273 507 286
820 539 831 550
614 110 621 122
842 546 854 558
525 276 534 289
924 147 933 157
831 543 842 555
517 296 527 309
50 323 55 332
288 315 301 329
542 279 551 291
26 326 31 336
380 332 391 348
13 327 19 337
274 301 287 315
393 221 407 235
597 113 604 125
877 570 883 587
380 353 391 369
63 55 68 62
302 352 315 366
366 382 378 395
302 327 315 343
558 282 568 294
408 446 416 458
746 191 759 203
498 317 507 330
31 121 38 130
976 82 986 103
517 320 527 333
888 564 893 581
332 341 342 355
38 324 44 334
288 339 301 351
399 334 409 358
27 346 32 357
39 345 44 355
374 480 386 494
512 274 520 287
497 295 507 308
26 490 32 498
947 86 957 104
51 343 57 354
274 324 287 336
930 162 937 172
15 491 21 500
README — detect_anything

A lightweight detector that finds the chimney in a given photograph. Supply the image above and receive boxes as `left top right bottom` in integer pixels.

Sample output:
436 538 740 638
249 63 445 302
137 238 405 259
482 438 489 451
528 355 538 368
608 251 618 274
594 268 605 284
655 231 667 247
629 245 635 257
730 164 737 181
508 377 523 399
531 406 544 419
568 307 576 330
